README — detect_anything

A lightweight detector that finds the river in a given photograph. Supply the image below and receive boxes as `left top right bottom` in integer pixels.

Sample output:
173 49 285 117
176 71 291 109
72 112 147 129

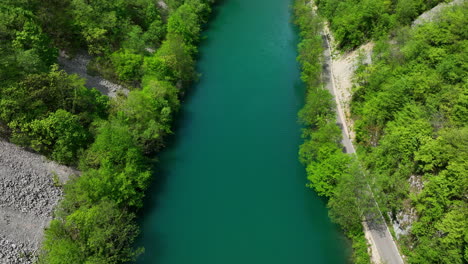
136 0 348 263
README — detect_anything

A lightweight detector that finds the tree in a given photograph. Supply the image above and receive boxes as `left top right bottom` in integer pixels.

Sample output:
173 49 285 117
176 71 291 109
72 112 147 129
13 21 58 67
81 120 140 169
41 200 141 264
328 158 369 233
167 0 206 45
119 79 179 152
39 220 84 264
0 67 108 127
349 3 468 262
144 34 195 83
111 50 143 82
12 109 89 165
306 149 351 197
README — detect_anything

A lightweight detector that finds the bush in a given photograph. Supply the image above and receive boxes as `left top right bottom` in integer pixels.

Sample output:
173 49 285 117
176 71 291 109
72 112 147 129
12 110 89 165
111 50 144 82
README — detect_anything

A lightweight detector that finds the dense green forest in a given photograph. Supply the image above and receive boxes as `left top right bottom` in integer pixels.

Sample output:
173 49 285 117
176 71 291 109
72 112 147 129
0 0 214 262
309 0 467 263
351 3 468 263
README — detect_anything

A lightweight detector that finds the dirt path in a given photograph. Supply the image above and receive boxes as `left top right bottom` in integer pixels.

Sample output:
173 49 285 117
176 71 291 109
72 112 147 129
321 22 404 264
322 25 373 144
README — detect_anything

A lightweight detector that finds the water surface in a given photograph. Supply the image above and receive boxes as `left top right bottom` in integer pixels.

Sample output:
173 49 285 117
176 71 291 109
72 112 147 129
137 0 348 263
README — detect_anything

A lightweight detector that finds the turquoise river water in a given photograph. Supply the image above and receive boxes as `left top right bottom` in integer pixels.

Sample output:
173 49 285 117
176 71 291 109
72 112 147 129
137 0 348 263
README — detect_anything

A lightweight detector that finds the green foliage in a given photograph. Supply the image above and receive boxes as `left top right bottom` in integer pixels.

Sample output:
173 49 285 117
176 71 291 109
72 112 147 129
39 119 151 261
306 147 350 197
12 109 89 165
294 0 323 87
35 1 214 263
40 200 141 264
0 2 57 81
68 0 167 56
351 3 468 263
0 67 108 164
167 0 209 46
81 120 142 170
294 1 371 263
118 80 180 152
31 0 78 50
13 21 58 67
298 88 335 128
143 17 166 48
111 50 144 82
348 230 371 264
328 158 373 233
144 34 196 83
40 220 84 264
316 0 446 50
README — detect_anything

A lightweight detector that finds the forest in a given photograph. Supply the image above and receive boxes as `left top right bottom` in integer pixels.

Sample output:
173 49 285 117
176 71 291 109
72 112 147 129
0 0 214 262
351 3 467 263
299 0 467 263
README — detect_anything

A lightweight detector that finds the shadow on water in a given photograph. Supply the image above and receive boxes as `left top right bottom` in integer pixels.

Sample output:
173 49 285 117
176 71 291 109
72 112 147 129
134 107 191 262
134 3 226 260
136 0 228 214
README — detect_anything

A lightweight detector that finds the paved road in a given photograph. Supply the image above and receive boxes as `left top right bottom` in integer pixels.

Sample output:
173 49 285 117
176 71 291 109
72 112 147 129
321 30 404 264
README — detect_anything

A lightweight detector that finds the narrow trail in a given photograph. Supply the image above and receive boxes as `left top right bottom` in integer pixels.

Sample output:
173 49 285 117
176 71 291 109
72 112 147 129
321 24 404 264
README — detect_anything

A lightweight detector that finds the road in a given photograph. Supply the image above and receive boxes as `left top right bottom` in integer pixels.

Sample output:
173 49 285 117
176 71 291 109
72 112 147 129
321 27 405 264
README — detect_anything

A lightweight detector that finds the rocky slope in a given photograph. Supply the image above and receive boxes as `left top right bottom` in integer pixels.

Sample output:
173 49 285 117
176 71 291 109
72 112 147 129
0 141 77 263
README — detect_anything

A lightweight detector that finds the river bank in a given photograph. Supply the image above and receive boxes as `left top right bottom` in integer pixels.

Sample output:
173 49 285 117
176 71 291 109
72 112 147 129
0 44 129 264
322 14 404 264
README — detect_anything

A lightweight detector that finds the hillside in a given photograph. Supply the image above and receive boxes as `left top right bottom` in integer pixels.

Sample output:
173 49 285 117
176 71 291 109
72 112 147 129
295 0 467 263
309 0 467 263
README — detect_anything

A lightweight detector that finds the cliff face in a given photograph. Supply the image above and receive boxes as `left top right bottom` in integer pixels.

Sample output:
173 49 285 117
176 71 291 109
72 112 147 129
413 0 465 26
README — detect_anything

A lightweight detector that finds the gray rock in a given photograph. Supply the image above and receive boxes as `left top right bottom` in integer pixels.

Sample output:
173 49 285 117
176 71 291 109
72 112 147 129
58 51 130 98
0 140 79 263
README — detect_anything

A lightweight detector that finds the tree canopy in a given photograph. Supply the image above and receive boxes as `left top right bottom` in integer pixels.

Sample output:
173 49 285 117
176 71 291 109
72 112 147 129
350 3 468 263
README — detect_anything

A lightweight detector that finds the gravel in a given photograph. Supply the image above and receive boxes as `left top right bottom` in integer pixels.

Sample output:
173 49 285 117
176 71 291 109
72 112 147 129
0 140 78 263
0 235 35 264
2 46 127 264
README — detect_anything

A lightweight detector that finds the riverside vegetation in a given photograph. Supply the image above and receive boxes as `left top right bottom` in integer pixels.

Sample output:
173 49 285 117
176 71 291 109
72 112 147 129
303 0 467 263
293 1 371 263
0 0 214 262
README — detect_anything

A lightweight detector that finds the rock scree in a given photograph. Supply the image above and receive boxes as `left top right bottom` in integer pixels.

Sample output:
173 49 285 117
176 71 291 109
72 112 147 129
0 140 77 263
